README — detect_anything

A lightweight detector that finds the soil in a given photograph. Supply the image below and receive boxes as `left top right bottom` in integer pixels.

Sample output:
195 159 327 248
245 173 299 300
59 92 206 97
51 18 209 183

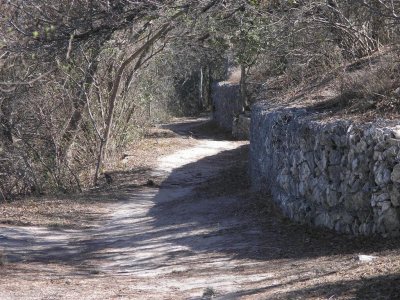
1 117 400 299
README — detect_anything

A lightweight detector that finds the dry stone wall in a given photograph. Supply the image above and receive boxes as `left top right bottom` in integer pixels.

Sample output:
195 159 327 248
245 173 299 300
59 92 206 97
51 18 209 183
250 102 400 237
212 82 242 130
232 113 251 140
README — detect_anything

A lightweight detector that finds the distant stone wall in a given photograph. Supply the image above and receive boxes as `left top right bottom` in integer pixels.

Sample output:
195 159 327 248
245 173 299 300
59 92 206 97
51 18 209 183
232 113 251 140
212 82 242 130
250 102 400 237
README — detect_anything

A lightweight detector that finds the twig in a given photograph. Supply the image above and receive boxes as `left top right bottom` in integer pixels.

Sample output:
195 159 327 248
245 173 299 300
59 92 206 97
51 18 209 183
0 68 56 86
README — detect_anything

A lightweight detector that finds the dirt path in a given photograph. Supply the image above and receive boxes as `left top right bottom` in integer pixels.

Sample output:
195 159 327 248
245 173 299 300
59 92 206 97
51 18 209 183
1 118 400 299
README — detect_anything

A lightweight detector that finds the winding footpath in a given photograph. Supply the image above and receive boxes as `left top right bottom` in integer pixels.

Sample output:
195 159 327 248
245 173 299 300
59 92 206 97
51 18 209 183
0 120 273 299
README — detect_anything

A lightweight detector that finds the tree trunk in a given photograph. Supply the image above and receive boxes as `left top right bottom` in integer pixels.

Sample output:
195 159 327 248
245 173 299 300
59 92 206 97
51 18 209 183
199 67 204 110
0 97 13 145
93 139 105 186
206 66 212 110
370 0 384 48
93 24 172 185
240 64 248 111
59 49 102 158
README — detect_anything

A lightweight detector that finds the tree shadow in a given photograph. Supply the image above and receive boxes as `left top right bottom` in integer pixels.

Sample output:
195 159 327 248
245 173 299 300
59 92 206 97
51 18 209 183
161 118 234 141
265 273 400 300
147 145 400 263
206 273 400 299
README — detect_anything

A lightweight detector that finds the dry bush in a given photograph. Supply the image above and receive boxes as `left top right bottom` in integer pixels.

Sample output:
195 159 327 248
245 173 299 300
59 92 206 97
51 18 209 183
336 51 400 114
242 0 400 106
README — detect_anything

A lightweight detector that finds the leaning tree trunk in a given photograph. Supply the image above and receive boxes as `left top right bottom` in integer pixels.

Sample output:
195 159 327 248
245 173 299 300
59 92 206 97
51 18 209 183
205 66 212 110
240 64 248 111
0 97 13 145
93 24 172 185
58 49 102 159
199 67 204 110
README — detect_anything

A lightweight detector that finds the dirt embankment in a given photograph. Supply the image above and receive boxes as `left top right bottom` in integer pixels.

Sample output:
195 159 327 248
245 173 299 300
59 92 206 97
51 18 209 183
258 47 400 123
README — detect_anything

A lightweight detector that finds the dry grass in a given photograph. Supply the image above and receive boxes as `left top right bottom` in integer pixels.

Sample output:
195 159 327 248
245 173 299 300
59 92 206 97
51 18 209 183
256 47 400 122
0 196 109 229
332 51 400 116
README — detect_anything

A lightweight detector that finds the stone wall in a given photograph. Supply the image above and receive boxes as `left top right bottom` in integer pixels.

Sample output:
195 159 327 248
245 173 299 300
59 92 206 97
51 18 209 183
250 103 400 237
212 82 242 130
232 113 251 140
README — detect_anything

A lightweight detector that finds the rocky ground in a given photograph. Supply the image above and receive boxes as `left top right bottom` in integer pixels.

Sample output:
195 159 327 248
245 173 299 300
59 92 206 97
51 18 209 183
0 117 400 299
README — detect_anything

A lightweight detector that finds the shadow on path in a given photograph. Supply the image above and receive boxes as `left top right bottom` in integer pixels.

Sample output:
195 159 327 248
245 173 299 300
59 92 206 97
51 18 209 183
161 116 233 141
147 146 400 262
